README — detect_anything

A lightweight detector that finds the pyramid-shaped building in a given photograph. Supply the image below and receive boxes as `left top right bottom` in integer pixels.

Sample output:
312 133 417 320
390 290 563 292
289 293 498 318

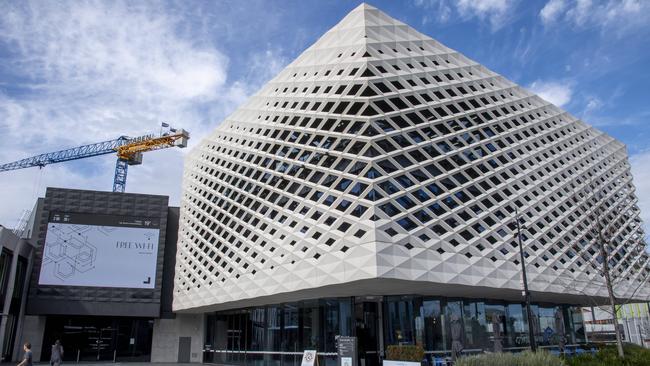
174 3 650 358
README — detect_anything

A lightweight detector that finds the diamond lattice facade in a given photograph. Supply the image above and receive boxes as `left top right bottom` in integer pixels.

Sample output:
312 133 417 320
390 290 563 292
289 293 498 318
173 4 650 313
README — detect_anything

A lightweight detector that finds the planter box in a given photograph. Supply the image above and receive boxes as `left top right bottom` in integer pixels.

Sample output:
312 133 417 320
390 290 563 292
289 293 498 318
384 361 420 366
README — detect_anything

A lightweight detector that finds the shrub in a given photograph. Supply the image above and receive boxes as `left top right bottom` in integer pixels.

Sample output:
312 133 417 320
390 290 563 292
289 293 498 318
565 343 650 366
455 351 566 366
385 345 425 362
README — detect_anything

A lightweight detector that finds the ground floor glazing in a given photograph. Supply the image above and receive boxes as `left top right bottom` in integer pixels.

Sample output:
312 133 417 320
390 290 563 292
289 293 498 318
203 295 586 366
41 316 154 362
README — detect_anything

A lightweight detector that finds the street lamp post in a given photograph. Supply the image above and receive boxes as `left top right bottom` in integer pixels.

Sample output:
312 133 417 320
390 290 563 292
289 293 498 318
515 206 537 352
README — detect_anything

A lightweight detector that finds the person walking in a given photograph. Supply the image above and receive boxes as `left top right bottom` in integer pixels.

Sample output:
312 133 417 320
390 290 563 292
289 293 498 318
50 340 64 366
17 342 32 366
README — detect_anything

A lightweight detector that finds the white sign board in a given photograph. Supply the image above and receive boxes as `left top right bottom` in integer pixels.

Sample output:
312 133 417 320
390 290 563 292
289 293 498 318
38 212 159 289
301 350 317 366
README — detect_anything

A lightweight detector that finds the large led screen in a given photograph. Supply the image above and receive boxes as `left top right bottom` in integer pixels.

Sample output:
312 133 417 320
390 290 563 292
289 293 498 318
38 212 160 289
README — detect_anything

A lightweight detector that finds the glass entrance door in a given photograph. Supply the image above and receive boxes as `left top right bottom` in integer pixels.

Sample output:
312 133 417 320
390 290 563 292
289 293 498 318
42 316 153 362
355 301 380 366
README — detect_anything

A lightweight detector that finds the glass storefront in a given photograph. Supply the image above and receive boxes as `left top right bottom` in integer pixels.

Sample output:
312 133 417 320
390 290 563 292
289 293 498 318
205 298 352 366
41 316 154 362
204 295 586 366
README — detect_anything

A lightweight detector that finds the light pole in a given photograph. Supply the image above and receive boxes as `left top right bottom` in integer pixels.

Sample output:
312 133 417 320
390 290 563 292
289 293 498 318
515 206 537 352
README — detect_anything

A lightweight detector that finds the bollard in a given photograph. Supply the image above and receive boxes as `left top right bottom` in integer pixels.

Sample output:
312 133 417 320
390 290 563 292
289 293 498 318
77 349 80 363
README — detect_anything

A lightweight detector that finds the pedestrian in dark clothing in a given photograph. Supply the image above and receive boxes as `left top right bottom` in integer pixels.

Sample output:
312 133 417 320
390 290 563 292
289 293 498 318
17 342 32 366
51 340 64 366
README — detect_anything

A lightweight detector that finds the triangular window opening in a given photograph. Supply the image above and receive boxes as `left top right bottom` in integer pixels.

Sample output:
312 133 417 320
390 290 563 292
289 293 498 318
361 68 376 77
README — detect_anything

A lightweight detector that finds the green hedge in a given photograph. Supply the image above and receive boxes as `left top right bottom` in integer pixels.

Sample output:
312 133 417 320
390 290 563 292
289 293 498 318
385 345 425 362
565 344 650 366
455 351 566 366
385 344 650 365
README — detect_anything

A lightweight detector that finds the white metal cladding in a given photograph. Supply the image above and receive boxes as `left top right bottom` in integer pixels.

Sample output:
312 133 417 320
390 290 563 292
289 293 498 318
173 3 650 312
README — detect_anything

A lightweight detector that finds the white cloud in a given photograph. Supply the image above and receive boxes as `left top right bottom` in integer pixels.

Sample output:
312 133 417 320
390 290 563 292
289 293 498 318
413 0 453 24
457 0 519 30
539 0 650 34
0 1 285 226
630 151 650 240
583 97 603 115
528 80 574 107
0 3 227 159
566 0 593 26
414 0 519 30
540 0 567 25
245 48 289 85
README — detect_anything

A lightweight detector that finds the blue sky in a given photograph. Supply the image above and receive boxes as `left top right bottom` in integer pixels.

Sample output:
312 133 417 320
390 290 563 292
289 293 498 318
1 0 650 233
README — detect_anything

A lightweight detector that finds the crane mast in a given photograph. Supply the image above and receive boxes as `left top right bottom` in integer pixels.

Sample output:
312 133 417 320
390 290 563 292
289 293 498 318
0 127 189 193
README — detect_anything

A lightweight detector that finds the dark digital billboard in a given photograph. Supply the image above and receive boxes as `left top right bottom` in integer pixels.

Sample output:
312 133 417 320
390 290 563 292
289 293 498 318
38 212 160 289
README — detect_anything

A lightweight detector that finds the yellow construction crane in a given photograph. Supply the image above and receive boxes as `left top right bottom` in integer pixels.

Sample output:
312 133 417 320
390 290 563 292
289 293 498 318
0 124 189 192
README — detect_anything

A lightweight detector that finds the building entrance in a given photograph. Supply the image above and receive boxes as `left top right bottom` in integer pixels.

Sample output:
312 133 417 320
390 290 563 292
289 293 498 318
41 316 153 362
355 300 381 366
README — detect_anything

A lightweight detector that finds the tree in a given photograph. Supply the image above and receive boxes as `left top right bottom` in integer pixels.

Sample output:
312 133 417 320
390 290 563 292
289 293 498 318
586 174 650 358
511 160 650 358
594 209 625 358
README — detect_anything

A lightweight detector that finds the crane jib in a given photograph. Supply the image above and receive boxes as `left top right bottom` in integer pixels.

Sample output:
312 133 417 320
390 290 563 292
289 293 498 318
0 129 189 192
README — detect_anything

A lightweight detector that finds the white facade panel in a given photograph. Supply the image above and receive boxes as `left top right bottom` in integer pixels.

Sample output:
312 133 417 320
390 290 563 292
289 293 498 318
173 4 650 312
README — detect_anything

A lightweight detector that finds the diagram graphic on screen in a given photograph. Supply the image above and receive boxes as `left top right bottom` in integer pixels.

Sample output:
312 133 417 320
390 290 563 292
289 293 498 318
41 224 99 281
38 212 160 289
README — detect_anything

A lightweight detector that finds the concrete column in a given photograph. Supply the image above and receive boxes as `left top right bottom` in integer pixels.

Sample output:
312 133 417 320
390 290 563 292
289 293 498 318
19 315 46 362
151 313 204 363
0 244 22 359
12 243 34 361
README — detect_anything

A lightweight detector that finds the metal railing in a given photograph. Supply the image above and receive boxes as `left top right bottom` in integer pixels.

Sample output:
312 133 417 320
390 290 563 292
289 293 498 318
204 349 338 366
